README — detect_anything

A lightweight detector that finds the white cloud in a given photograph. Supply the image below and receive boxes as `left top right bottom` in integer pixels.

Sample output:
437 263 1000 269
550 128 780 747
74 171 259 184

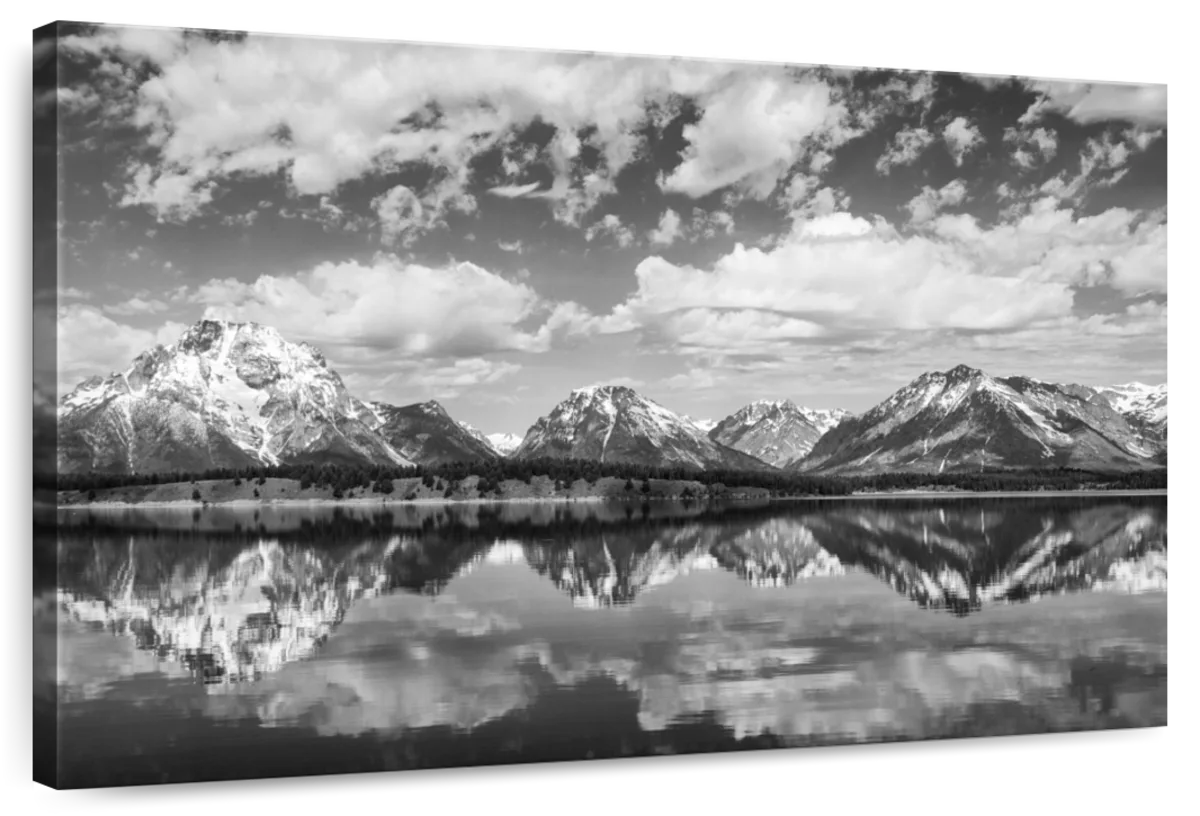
372 169 477 247
691 209 736 239
782 179 851 223
648 209 683 246
1031 130 1159 205
196 255 563 358
498 239 524 254
407 359 522 398
592 197 1165 364
929 201 1167 294
584 213 635 248
102 296 172 317
906 179 969 225
583 376 646 390
1019 80 1167 126
56 304 187 391
942 117 984 166
1004 126 1058 169
63 31 863 227
659 71 846 199
603 215 1075 352
486 182 543 198
874 127 935 174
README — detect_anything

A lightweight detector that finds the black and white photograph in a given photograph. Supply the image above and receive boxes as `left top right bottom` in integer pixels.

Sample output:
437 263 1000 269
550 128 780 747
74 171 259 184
31 16 1168 791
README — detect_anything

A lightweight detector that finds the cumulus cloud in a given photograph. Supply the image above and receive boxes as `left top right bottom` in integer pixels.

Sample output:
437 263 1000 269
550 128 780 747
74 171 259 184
874 127 935 175
691 208 736 239
942 117 984 166
648 209 683 246
602 214 1075 355
60 30 867 228
1004 126 1058 169
102 296 173 317
591 195 1165 369
906 179 968 225
659 71 848 199
373 170 477 247
585 213 635 248
196 255 562 358
1029 130 1159 205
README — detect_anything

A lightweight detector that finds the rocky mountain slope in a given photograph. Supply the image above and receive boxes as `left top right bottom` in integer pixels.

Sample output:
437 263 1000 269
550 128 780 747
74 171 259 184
57 320 414 473
709 400 850 468
485 433 523 456
368 400 499 465
513 385 769 470
798 365 1161 474
1096 382 1168 455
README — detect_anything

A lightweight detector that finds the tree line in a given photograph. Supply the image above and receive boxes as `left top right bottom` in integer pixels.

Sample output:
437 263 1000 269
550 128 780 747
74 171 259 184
54 456 1167 497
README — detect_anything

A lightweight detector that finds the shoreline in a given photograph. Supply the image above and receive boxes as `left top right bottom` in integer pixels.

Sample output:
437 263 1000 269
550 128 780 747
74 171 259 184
56 487 1166 510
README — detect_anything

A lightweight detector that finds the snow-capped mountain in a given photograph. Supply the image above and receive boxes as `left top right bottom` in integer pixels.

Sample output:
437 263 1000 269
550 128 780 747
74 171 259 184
57 320 414 473
709 400 851 468
368 400 499 465
799 365 1161 474
1096 382 1168 452
485 432 524 456
512 385 769 470
683 415 717 433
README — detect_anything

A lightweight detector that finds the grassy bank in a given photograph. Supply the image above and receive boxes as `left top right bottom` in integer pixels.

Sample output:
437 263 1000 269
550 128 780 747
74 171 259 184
56 475 773 508
56 475 1166 508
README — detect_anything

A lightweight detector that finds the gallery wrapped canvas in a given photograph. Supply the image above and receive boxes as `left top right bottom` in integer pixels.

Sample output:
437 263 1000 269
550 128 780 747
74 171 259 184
33 20 1167 789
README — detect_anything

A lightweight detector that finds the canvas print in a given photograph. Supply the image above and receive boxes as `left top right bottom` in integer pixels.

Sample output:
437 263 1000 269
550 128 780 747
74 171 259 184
33 21 1167 789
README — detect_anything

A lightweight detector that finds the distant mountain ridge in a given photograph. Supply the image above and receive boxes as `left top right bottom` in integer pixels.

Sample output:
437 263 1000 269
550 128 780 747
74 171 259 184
485 432 524 456
709 399 851 468
798 365 1165 474
513 385 769 470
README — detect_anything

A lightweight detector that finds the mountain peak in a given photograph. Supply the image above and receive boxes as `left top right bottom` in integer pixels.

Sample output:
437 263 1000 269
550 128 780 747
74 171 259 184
571 384 638 399
944 363 985 380
516 385 764 470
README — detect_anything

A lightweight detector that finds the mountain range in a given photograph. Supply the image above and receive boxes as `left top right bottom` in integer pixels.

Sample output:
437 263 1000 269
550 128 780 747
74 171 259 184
52 320 1167 475
512 385 769 470
799 365 1165 474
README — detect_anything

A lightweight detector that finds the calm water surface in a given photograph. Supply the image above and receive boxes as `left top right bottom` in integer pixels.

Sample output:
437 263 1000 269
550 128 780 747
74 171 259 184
36 496 1167 787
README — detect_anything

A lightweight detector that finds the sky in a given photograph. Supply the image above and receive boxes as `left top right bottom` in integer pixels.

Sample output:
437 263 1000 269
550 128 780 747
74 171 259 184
45 23 1167 436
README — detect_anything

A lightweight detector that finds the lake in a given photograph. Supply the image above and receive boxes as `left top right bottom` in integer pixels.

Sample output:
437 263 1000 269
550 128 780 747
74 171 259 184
35 495 1167 788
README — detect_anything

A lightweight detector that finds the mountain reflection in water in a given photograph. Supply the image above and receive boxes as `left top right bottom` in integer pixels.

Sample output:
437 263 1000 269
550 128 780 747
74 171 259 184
41 496 1166 787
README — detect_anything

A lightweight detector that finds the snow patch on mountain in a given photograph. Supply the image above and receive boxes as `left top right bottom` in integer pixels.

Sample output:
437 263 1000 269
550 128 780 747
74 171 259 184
485 433 524 456
800 365 1162 474
709 399 851 468
515 385 766 470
